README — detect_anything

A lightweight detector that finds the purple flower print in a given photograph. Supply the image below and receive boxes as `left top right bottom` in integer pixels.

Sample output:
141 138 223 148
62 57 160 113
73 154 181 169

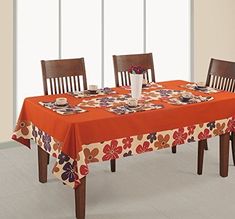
32 125 38 139
147 133 157 143
61 161 78 183
42 133 51 152
207 122 215 131
158 90 173 97
58 152 70 165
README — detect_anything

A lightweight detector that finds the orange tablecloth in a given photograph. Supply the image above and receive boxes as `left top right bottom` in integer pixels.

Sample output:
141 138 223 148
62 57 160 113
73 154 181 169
15 80 235 159
12 80 235 188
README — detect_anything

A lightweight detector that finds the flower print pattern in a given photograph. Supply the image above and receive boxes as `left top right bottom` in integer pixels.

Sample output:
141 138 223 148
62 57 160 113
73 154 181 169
102 140 122 161
187 136 196 143
58 152 70 165
213 123 225 135
136 141 153 154
226 117 235 132
198 129 212 140
53 139 62 153
207 121 215 131
122 137 133 149
154 134 170 149
32 125 38 139
123 150 132 157
61 161 78 183
80 165 89 176
13 116 234 189
42 133 52 152
172 128 187 146
147 133 157 143
84 148 99 163
187 125 196 135
15 120 31 135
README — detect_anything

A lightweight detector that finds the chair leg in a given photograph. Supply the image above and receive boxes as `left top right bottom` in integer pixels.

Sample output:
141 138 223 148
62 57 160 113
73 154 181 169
220 133 230 177
171 146 176 153
204 140 208 150
75 177 86 219
110 159 116 172
197 140 206 175
231 132 235 166
38 145 48 183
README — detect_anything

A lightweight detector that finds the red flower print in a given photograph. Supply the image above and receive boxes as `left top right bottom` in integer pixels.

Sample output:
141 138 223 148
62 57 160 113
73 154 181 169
102 140 122 161
226 117 235 132
172 128 187 146
80 165 89 176
84 148 99 163
136 141 153 154
198 129 212 140
187 125 196 135
122 137 133 149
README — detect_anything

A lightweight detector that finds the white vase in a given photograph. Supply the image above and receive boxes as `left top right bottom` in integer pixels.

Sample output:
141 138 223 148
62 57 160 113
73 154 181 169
130 74 143 99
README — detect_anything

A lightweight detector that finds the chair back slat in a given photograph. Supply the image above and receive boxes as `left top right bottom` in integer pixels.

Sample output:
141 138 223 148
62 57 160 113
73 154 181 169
206 58 235 93
41 58 87 95
113 53 155 87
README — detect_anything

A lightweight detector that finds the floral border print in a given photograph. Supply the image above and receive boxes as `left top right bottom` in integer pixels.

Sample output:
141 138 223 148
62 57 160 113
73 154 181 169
12 116 235 189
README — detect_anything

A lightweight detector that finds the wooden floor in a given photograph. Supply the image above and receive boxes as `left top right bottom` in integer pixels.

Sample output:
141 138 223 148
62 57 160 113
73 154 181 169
1 137 235 219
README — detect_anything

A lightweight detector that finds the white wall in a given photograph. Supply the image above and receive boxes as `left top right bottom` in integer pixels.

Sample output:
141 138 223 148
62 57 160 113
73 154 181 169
194 0 235 82
0 0 13 143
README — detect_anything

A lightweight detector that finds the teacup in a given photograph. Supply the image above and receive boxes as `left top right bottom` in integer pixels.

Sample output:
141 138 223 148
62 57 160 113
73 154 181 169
56 97 67 105
89 84 98 91
196 82 206 88
142 78 147 85
181 92 192 101
127 98 138 107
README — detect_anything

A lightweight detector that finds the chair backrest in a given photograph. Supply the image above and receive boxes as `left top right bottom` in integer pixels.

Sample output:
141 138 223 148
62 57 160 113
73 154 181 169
41 58 88 95
206 58 235 92
113 53 156 87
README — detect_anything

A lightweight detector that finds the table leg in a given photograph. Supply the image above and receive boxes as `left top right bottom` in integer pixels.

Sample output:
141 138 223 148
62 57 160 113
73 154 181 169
220 133 230 177
171 146 176 153
37 145 48 183
231 132 235 166
204 140 208 150
75 177 86 219
110 159 116 172
197 140 206 175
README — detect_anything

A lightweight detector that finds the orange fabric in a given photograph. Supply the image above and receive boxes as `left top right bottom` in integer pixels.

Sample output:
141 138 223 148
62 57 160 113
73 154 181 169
17 80 235 159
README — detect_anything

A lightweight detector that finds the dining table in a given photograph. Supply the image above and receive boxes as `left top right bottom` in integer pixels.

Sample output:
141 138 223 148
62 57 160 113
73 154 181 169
12 80 235 219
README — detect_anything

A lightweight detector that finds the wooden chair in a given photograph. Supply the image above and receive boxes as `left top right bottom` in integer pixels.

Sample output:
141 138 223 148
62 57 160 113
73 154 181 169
39 58 115 184
113 53 176 154
197 58 235 174
41 58 88 95
111 53 156 172
113 53 156 87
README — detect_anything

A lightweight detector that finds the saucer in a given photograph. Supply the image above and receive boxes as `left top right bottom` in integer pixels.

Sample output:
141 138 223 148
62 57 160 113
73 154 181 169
125 104 143 110
195 86 207 91
87 90 99 94
54 102 68 107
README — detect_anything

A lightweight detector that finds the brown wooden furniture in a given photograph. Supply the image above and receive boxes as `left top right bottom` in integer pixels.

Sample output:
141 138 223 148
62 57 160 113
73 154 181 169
41 58 88 95
113 53 156 87
197 58 235 174
40 58 113 182
112 53 156 171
